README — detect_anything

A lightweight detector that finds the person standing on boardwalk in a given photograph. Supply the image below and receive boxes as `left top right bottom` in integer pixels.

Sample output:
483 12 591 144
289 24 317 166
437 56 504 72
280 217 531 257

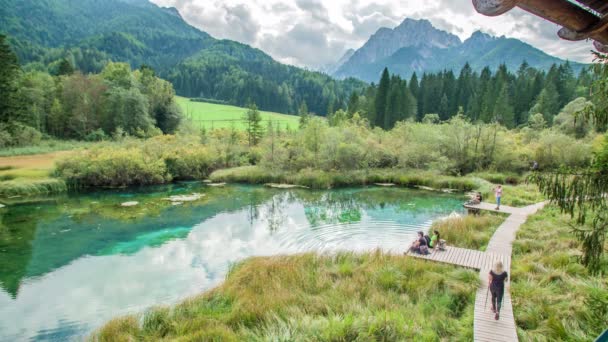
494 185 503 210
489 260 508 320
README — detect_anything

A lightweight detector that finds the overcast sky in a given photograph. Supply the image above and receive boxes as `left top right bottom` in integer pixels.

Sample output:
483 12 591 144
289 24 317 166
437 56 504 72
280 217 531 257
150 0 595 69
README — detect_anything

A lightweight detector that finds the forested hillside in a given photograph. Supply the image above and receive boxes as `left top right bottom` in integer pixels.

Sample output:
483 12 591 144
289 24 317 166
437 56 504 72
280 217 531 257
0 35 181 146
0 0 365 115
345 61 590 130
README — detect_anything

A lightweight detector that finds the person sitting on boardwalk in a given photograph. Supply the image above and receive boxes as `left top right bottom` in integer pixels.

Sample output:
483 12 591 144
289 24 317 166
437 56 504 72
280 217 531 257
465 192 482 205
430 230 440 249
409 231 429 254
494 185 503 210
489 260 508 320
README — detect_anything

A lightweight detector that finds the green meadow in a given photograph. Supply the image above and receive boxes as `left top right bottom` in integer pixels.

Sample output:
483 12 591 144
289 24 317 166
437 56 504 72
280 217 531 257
176 97 300 131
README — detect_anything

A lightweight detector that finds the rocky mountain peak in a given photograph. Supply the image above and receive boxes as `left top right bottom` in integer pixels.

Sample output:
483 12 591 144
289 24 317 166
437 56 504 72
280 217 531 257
346 18 461 66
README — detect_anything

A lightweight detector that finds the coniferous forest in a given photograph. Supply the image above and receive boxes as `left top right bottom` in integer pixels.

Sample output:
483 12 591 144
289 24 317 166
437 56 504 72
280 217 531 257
351 62 590 130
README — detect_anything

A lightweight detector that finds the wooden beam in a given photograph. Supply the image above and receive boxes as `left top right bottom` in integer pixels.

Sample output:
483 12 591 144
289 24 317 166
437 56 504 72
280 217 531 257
516 0 608 45
472 0 520 16
558 14 608 41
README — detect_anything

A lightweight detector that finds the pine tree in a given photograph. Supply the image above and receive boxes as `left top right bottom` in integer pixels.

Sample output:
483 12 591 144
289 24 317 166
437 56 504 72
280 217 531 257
244 103 263 146
298 101 309 128
493 84 515 127
530 83 560 124
456 63 474 113
409 73 419 101
0 35 20 124
347 92 359 116
57 58 75 76
374 68 390 128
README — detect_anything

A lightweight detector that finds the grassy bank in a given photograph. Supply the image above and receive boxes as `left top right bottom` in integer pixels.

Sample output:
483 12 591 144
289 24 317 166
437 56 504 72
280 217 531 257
210 166 480 191
432 213 506 251
0 178 67 198
93 252 478 341
0 140 93 157
511 206 608 341
0 151 71 198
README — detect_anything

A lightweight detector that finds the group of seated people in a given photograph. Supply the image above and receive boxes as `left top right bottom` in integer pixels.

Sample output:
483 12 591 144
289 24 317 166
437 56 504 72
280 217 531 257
409 230 445 255
466 192 483 205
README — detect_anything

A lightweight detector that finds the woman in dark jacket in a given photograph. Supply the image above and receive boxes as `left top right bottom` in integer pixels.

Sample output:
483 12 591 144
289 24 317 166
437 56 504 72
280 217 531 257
489 260 508 320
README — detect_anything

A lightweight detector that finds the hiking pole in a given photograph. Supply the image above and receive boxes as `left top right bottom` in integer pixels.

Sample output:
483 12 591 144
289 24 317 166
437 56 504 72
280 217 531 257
484 286 489 311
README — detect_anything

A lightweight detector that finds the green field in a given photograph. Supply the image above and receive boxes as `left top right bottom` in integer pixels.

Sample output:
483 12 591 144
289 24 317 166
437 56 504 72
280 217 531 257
176 97 299 130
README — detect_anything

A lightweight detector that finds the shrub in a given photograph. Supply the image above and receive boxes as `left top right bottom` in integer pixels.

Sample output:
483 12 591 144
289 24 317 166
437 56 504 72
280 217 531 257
85 129 107 142
56 147 170 187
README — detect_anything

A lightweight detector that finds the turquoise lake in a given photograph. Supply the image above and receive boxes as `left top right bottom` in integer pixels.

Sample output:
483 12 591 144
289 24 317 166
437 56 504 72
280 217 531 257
0 184 465 341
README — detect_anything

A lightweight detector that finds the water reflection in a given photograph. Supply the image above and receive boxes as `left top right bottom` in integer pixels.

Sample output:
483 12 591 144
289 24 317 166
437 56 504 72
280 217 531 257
0 184 463 341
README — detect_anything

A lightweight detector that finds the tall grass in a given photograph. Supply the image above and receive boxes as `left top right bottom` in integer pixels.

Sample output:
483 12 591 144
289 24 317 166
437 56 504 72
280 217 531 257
511 206 608 341
0 179 67 197
432 213 506 251
210 166 480 191
468 171 522 185
473 178 544 207
92 252 479 341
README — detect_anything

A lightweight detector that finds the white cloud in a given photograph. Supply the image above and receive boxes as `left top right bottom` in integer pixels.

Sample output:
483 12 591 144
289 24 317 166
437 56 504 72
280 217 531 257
151 0 595 68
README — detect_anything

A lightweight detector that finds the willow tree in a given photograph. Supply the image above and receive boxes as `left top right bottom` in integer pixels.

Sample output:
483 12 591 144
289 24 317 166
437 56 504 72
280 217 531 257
530 52 608 275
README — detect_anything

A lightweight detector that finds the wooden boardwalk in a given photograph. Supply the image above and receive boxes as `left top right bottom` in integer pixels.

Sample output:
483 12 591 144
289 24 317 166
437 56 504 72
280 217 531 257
408 201 545 342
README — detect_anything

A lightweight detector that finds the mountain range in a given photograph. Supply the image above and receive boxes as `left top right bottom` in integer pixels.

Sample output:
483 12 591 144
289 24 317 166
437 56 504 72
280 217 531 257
334 18 585 82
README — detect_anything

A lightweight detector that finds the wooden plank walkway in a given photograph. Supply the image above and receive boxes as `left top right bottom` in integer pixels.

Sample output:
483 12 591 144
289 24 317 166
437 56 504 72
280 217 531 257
408 201 545 342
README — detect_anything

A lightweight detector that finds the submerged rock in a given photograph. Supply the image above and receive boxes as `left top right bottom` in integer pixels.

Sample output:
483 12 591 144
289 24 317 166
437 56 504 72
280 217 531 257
164 193 205 202
0 203 5 208
265 183 309 189
121 201 139 207
415 185 436 192
374 183 396 187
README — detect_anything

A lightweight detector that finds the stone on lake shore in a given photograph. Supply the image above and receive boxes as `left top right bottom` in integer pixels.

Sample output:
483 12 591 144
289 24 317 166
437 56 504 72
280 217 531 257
415 185 436 192
164 193 205 202
265 183 309 189
121 201 139 207
207 183 226 187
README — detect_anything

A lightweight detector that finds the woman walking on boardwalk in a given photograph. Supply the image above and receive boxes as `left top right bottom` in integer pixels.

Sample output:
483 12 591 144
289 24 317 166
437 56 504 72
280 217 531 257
494 185 503 210
489 260 508 320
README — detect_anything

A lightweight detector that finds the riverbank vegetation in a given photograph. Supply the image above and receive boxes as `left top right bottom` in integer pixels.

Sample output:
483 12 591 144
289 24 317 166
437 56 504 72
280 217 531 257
511 206 608 341
93 252 478 341
53 111 600 191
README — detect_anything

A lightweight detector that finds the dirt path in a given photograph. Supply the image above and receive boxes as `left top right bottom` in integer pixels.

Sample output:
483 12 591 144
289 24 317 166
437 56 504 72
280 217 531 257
0 151 72 171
